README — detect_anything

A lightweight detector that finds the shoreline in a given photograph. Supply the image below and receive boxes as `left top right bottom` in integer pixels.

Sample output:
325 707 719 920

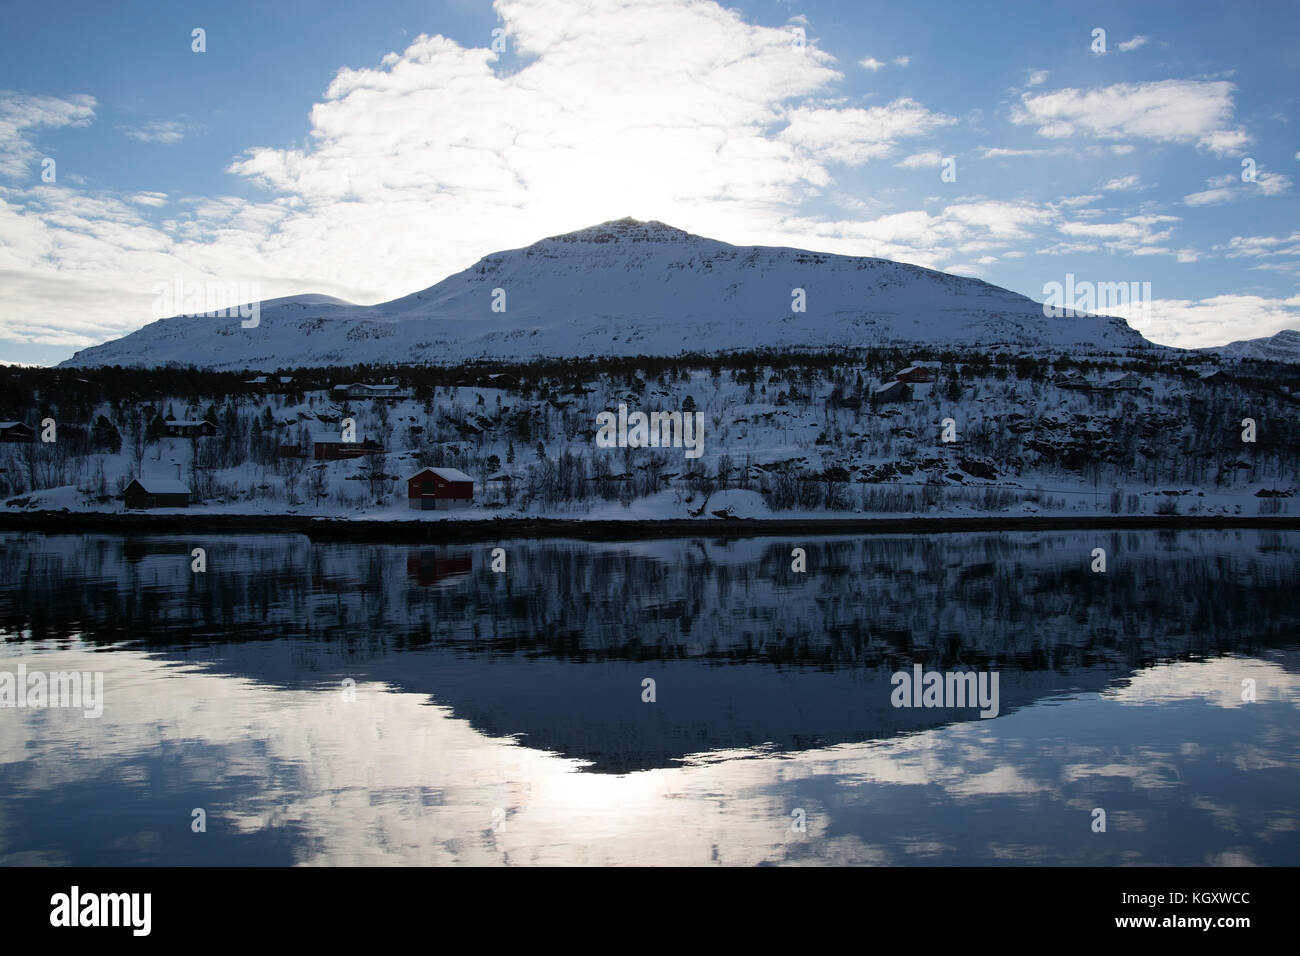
2 511 1298 542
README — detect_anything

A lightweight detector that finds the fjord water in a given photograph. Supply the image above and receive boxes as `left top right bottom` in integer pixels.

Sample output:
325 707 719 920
1 530 1297 866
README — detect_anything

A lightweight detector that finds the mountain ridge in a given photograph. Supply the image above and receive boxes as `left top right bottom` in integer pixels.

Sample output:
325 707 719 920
1212 328 1300 363
63 217 1156 371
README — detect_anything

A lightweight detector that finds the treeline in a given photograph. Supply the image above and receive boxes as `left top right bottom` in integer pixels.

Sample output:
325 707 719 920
7 345 1293 424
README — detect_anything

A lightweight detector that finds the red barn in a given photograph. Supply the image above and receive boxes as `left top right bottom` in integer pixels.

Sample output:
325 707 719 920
407 467 474 510
123 477 191 509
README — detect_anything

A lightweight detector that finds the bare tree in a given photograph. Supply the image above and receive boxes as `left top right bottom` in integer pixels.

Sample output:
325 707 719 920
360 452 390 502
307 464 329 507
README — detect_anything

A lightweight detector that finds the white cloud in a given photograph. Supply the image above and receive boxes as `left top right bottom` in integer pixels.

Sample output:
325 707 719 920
780 99 954 165
1057 213 1180 251
1101 174 1141 191
129 192 169 207
945 200 1053 238
1183 187 1233 206
895 150 943 169
1117 35 1150 53
859 54 908 70
1184 168 1291 205
979 146 1066 159
1027 70 1049 86
765 199 1060 272
1113 294 1300 349
1218 231 1300 258
121 120 188 145
1012 80 1250 154
0 91 96 179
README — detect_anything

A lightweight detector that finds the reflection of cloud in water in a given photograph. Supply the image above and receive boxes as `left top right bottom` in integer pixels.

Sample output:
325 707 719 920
1103 655 1299 708
1 648 1296 865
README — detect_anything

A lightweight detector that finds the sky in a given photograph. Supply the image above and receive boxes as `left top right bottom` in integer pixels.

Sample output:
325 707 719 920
1 0 1298 366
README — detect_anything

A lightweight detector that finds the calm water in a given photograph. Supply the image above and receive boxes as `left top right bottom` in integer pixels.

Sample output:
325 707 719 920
0 529 1297 866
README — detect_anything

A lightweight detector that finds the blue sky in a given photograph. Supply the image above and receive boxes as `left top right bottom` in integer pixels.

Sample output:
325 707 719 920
2 0 1298 365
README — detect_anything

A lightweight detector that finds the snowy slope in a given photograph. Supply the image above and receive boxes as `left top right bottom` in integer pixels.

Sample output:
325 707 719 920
1212 328 1300 363
61 218 1152 371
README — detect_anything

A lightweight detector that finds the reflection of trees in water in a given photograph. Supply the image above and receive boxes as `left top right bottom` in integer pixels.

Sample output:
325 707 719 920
1 531 1297 672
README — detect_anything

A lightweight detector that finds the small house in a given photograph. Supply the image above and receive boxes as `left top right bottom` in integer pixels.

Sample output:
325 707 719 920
892 365 937 384
332 383 413 401
0 421 35 443
871 380 913 404
163 419 218 438
407 467 474 510
1054 373 1091 390
247 375 295 394
311 433 384 461
124 477 191 509
1106 372 1143 391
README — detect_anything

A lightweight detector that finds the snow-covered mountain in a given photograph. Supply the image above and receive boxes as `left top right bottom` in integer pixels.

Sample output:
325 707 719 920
1213 328 1300 363
62 217 1152 371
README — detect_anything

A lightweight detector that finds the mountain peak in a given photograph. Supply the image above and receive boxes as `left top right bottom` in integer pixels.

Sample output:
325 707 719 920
536 217 701 246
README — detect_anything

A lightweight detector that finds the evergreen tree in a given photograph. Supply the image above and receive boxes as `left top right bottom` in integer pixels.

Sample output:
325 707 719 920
146 412 167 443
91 415 121 453
945 372 962 402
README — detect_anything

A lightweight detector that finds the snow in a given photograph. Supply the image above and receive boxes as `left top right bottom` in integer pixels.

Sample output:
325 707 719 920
128 477 190 494
1212 329 1300 363
7 374 1294 520
700 488 769 518
60 218 1154 371
414 467 475 483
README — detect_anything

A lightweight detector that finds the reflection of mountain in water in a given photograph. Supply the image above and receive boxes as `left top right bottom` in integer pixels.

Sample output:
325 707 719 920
3 531 1297 772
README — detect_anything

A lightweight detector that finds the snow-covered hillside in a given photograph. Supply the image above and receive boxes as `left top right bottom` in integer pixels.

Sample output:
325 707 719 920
6 350 1298 519
1213 328 1300 363
61 218 1151 371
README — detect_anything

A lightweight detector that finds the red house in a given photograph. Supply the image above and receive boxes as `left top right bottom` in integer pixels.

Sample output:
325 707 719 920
891 365 937 384
407 467 474 510
308 432 384 461
162 419 218 438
